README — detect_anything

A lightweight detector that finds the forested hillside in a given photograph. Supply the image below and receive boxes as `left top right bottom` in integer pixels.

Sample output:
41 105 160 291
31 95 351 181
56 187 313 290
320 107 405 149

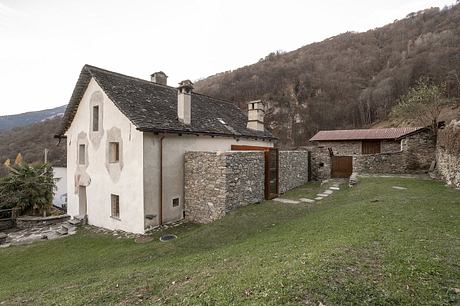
0 117 66 168
195 5 460 147
0 105 66 132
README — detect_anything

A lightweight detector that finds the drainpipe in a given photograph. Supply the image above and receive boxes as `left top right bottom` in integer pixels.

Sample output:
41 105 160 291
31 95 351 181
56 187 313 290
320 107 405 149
159 135 165 226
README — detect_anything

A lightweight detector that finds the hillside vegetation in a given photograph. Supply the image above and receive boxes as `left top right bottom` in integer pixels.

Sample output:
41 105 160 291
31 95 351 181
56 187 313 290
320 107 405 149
195 5 460 147
0 117 66 168
0 105 66 132
0 178 458 305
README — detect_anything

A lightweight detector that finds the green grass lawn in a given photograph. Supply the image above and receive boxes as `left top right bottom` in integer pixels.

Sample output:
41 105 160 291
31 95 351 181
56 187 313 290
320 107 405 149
1 177 459 305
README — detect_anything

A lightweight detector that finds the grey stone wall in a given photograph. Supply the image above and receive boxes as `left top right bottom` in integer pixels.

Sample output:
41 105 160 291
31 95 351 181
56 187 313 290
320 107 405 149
310 147 331 181
401 129 436 170
436 149 460 188
279 151 309 193
184 151 264 224
316 140 401 156
353 152 407 174
353 130 436 174
224 152 265 211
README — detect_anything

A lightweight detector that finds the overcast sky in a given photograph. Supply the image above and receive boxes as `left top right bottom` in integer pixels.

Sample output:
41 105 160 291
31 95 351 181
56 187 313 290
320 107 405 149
0 0 455 115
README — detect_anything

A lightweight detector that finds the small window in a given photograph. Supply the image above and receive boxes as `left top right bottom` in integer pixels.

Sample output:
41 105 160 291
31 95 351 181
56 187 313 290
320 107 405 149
251 103 255 109
92 106 99 131
109 142 120 163
78 144 86 165
111 194 120 218
172 198 180 207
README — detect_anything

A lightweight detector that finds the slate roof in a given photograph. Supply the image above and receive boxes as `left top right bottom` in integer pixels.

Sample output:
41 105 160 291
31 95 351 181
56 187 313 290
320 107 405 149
56 65 275 140
309 127 425 141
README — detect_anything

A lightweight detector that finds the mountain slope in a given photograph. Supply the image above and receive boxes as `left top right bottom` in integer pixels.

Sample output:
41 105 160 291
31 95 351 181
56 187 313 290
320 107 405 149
0 105 66 132
195 5 460 147
0 117 66 169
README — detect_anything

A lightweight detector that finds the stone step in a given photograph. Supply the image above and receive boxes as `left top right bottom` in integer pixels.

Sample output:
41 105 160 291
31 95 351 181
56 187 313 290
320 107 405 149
299 198 315 203
56 228 68 236
324 190 334 195
61 223 76 231
329 186 340 190
317 193 329 197
68 219 82 226
314 197 323 201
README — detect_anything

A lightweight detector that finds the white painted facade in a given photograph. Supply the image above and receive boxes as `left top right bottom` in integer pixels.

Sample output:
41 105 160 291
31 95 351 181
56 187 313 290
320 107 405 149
52 166 67 208
66 78 273 233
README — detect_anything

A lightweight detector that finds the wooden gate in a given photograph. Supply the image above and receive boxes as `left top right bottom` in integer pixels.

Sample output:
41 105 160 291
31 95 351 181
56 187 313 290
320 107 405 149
331 156 353 178
231 145 279 200
264 149 279 200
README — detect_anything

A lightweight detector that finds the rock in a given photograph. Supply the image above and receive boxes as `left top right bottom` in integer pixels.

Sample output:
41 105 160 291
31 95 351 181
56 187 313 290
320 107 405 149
349 173 358 186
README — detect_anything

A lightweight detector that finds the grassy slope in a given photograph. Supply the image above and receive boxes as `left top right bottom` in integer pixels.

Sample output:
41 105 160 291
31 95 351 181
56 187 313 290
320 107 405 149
0 177 459 305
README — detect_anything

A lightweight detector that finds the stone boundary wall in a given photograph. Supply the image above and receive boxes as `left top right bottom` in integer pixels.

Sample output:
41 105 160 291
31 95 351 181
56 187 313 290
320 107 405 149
309 147 331 181
184 151 264 224
436 149 460 188
353 152 407 174
185 150 310 223
279 151 309 193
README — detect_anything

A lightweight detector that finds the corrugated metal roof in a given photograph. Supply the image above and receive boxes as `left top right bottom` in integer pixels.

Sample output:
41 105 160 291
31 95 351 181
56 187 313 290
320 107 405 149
309 127 424 141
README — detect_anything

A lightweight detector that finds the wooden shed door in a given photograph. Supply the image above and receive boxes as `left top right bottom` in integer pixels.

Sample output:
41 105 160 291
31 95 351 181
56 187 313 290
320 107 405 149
331 156 352 178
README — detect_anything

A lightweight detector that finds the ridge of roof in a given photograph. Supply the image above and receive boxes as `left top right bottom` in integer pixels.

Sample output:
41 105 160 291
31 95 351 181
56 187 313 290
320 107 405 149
56 65 275 141
309 127 425 141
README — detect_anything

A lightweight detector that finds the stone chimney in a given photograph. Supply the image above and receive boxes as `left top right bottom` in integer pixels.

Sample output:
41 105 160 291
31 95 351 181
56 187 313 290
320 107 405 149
247 100 265 131
177 80 194 124
151 71 168 85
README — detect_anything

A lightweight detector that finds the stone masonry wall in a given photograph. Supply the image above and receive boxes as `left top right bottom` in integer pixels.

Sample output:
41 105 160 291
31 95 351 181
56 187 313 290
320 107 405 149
224 152 265 211
184 151 264 224
310 147 331 181
401 129 436 170
185 150 310 223
279 151 309 193
436 149 460 188
184 152 227 224
353 152 407 174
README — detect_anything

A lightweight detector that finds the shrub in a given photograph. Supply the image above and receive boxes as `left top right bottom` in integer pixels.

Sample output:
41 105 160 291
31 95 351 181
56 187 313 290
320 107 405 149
0 156 56 216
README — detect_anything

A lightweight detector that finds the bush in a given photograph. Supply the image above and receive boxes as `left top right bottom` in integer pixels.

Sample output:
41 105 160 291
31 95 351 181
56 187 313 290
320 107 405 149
0 157 56 216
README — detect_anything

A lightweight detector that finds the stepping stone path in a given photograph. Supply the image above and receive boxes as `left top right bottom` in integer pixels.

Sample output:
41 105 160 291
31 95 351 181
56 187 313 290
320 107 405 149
273 198 300 204
274 180 344 205
392 186 408 190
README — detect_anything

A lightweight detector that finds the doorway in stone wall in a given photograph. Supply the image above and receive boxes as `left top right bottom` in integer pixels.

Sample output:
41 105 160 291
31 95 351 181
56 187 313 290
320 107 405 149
230 145 279 200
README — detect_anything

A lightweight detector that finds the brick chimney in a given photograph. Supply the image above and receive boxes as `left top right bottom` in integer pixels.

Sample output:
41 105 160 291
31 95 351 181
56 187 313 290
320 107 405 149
151 71 168 85
177 80 193 124
247 100 265 131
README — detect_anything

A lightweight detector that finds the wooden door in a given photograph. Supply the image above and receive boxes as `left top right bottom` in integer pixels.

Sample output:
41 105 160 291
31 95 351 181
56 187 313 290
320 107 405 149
264 149 279 200
331 156 352 178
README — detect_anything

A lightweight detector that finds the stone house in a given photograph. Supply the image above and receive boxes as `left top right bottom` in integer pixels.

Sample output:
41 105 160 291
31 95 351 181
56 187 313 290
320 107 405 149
56 65 276 234
309 127 436 179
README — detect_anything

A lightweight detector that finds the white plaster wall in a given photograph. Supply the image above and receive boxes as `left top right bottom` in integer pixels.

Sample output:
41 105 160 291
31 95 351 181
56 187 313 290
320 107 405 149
143 134 273 225
65 78 145 233
53 167 67 208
